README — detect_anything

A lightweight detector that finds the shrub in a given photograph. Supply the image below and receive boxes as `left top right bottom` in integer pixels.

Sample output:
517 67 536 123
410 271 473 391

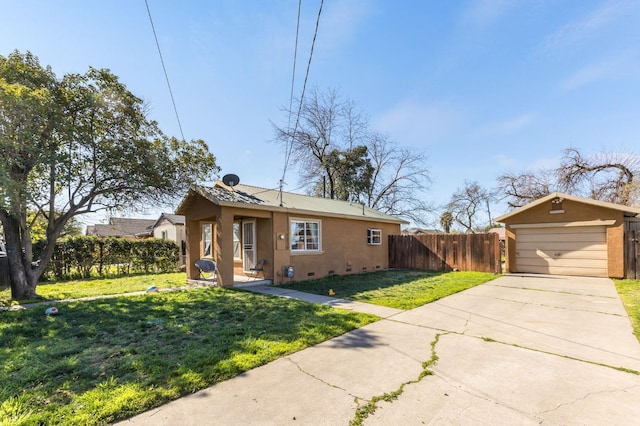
34 236 180 281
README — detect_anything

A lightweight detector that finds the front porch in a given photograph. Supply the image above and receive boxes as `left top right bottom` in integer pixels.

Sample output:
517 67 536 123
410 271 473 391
185 203 274 287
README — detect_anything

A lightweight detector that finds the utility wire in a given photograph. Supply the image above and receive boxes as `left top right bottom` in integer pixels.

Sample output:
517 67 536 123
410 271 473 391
280 0 303 192
145 0 186 141
280 0 324 200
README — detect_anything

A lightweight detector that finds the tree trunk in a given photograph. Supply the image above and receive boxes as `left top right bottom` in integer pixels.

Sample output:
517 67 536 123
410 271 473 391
1 212 38 299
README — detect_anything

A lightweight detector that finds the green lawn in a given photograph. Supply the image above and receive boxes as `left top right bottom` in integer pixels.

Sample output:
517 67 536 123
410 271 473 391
0 269 500 425
0 272 188 307
0 287 378 425
280 270 499 309
614 279 640 342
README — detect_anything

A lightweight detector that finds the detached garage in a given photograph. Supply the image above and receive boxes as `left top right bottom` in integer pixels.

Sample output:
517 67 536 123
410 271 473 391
496 192 640 278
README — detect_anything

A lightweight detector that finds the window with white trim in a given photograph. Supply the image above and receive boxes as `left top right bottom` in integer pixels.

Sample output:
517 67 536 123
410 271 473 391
202 224 212 257
233 222 241 259
291 219 321 252
367 228 382 245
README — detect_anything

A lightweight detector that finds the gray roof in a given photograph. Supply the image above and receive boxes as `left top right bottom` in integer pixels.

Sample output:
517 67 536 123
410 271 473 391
86 218 156 238
154 213 185 227
180 182 408 224
402 227 441 235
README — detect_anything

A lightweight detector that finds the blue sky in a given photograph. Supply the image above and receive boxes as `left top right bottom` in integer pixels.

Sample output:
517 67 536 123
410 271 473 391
2 0 639 225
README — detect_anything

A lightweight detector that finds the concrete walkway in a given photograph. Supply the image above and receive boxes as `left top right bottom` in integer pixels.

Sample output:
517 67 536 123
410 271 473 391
118 275 640 425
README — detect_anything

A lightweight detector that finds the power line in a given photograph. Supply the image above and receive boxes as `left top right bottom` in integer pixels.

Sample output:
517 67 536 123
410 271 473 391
280 0 303 194
280 0 324 202
287 1 302 135
144 0 186 141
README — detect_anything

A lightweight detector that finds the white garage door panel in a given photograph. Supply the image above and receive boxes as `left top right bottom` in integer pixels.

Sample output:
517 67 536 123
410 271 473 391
517 250 606 261
515 226 607 277
516 227 606 243
517 241 606 252
515 264 608 276
518 255 605 268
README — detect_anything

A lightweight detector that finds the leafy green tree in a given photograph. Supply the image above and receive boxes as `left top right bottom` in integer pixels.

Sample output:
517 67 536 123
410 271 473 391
439 211 453 233
0 51 219 299
26 210 82 242
312 145 374 201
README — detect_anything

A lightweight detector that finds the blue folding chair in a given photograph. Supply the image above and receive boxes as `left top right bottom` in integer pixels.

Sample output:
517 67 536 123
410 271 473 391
195 259 217 281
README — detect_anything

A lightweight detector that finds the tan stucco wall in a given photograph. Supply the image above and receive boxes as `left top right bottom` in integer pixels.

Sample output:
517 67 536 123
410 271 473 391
183 197 221 282
270 212 400 285
500 198 625 278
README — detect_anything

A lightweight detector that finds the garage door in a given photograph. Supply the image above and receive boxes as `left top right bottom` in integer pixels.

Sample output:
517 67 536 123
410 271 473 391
516 226 607 277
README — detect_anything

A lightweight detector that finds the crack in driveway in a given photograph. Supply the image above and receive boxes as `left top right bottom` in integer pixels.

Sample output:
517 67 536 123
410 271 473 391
284 356 363 402
537 383 640 416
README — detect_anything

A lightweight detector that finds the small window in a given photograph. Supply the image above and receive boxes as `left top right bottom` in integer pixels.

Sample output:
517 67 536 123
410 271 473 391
291 219 321 252
161 230 168 240
367 228 382 245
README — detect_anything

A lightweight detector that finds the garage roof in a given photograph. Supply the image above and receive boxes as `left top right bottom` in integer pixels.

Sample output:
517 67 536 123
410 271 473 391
495 192 640 222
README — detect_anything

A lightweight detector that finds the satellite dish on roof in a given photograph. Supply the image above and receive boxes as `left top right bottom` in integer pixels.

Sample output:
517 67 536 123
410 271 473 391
222 173 240 187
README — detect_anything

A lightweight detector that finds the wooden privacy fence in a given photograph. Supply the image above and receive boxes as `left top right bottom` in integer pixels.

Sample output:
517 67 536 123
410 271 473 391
389 233 501 274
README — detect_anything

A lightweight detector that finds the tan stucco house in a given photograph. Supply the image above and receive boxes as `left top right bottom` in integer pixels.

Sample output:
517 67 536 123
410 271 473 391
496 192 640 278
176 182 409 286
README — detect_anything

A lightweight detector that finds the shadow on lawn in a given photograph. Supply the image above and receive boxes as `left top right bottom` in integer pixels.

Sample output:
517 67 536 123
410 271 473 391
280 269 445 299
0 287 380 424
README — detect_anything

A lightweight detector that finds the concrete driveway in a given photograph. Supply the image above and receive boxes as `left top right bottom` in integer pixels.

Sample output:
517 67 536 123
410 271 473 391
118 274 640 425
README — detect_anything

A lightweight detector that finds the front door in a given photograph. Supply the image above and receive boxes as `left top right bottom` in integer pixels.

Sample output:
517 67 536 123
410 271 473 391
242 220 256 272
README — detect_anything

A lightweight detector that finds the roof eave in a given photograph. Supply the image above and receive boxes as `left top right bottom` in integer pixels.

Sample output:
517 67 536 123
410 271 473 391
496 192 640 222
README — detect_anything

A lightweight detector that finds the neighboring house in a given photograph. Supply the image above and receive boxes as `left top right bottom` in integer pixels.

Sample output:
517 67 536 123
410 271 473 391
487 227 506 242
86 217 156 239
402 227 441 235
152 213 186 262
495 192 640 278
152 213 185 241
176 181 409 287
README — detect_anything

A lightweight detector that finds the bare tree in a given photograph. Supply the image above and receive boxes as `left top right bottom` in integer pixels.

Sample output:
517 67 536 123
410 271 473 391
497 147 640 208
446 181 494 233
274 87 359 199
273 87 433 223
365 133 432 223
496 170 556 208
558 148 639 205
